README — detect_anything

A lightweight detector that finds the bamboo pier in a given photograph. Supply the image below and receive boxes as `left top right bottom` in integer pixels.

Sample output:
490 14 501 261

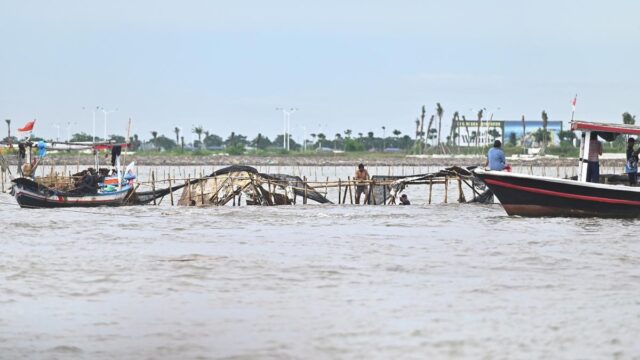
2 159 620 208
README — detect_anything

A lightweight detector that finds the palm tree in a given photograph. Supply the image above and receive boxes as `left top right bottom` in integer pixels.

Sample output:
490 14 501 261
476 109 484 147
449 111 459 146
192 126 203 148
317 133 326 147
623 112 636 125
419 106 426 152
174 127 180 144
310 133 317 148
390 129 400 149
541 110 548 153
462 115 471 147
150 131 158 149
334 133 342 150
521 115 526 151
436 103 444 146
414 118 420 152
426 115 435 147
344 129 352 139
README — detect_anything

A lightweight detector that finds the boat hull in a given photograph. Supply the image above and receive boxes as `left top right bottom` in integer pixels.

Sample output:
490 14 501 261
473 170 640 218
12 178 132 208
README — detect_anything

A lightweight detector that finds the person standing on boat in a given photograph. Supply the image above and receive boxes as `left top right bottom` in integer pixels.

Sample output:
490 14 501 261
586 133 602 183
625 137 639 185
486 140 506 171
17 142 26 175
354 163 370 204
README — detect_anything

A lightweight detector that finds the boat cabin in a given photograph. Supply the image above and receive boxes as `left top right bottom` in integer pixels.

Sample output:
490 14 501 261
571 121 640 183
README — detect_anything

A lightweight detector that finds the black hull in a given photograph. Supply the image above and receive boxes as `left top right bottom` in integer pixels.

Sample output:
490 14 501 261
12 178 131 209
14 192 127 208
473 170 640 218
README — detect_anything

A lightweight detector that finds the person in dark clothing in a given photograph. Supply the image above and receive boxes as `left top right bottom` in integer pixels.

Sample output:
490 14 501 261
625 137 639 186
399 194 411 205
17 143 26 175
111 145 122 167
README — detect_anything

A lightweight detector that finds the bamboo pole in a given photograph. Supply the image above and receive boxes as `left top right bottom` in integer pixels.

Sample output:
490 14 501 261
444 176 448 203
168 175 174 206
428 178 433 204
382 182 386 205
151 170 157 205
303 176 308 204
348 176 353 204
367 182 375 205
200 178 205 206
231 175 236 206
213 176 218 204
457 177 465 203
325 176 329 197
338 178 342 204
188 176 192 205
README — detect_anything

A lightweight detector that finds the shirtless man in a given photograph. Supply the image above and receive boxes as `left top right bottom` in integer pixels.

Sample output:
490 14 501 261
354 163 370 204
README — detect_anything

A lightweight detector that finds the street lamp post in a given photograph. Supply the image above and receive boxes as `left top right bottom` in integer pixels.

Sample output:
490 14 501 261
302 125 307 152
101 107 118 141
82 106 100 143
54 123 60 142
276 107 298 151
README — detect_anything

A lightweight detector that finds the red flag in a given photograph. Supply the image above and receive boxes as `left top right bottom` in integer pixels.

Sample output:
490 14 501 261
571 95 577 111
18 119 36 132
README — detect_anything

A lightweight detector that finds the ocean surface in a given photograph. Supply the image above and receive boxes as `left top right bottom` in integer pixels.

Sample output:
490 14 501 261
0 166 639 359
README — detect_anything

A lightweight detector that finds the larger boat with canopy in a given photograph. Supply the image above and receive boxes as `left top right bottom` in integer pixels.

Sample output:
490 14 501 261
473 121 640 218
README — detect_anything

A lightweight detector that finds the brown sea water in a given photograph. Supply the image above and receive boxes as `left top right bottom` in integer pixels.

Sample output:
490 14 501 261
0 166 638 359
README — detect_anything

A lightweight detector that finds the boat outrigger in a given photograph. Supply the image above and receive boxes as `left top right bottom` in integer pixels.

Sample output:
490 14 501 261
473 120 640 218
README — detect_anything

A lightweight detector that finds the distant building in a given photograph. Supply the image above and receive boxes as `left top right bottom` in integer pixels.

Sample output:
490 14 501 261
383 147 402 153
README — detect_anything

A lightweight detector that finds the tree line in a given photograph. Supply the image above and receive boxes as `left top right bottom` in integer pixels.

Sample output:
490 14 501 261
3 110 638 154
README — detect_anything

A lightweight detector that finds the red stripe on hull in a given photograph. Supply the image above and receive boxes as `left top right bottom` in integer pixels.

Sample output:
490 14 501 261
483 178 640 206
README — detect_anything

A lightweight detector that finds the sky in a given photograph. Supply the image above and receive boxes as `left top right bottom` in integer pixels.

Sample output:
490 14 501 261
1 0 639 143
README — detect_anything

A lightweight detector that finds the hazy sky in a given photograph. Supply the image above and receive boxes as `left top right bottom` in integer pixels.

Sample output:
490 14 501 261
1 0 639 142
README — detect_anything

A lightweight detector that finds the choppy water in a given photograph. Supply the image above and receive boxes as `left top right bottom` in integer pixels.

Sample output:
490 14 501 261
0 166 639 359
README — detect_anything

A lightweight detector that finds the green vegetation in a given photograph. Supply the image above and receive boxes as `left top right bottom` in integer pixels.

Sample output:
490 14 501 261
5 109 639 159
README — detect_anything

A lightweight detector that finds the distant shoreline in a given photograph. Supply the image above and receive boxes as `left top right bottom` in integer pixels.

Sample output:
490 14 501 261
3 153 626 168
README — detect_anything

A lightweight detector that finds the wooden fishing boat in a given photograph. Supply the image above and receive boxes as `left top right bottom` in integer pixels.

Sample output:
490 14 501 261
473 121 640 218
12 177 133 208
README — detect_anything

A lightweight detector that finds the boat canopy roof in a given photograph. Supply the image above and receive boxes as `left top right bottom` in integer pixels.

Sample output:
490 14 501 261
571 121 640 136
